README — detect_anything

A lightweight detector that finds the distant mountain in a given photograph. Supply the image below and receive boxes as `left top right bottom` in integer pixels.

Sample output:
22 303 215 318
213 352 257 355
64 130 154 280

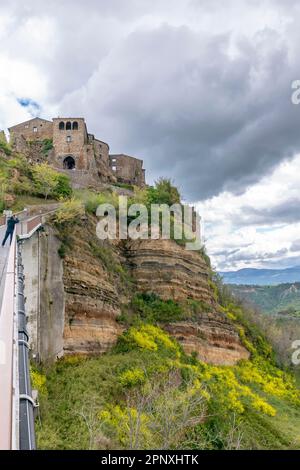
220 266 300 286
230 283 300 317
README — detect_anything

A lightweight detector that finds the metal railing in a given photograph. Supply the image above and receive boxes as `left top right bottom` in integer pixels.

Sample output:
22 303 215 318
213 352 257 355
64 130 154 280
0 230 17 450
18 216 42 239
0 214 43 450
17 243 36 450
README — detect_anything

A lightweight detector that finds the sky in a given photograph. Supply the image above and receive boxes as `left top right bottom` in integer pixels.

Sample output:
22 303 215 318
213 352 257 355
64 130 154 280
0 0 300 271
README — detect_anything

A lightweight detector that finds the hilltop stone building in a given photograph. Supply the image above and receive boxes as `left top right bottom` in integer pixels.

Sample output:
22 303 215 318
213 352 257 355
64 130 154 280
8 117 146 189
109 154 146 186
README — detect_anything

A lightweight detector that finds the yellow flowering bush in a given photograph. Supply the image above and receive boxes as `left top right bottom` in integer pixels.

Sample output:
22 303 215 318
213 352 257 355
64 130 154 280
195 363 276 416
238 327 257 354
237 360 300 405
118 324 181 355
99 405 152 448
30 367 47 396
119 367 146 387
130 328 158 350
226 311 238 322
251 396 276 416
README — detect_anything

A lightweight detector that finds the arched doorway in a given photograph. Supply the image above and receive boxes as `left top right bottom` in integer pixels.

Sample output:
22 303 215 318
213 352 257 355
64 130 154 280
63 156 76 170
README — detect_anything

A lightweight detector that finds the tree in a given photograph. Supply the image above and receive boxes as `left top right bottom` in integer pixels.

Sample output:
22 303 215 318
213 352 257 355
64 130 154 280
33 163 59 199
33 163 63 199
54 198 85 225
147 178 181 206
53 174 72 198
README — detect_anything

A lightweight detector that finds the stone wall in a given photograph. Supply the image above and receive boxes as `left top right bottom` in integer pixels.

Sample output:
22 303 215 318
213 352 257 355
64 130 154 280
8 117 146 188
54 168 113 189
52 118 89 170
110 154 145 186
9 118 53 142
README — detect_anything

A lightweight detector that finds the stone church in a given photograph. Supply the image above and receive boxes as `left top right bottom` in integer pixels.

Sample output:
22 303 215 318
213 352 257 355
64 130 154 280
8 117 146 189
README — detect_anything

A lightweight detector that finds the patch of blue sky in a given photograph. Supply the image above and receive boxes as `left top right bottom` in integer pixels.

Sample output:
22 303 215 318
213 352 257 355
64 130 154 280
17 97 41 116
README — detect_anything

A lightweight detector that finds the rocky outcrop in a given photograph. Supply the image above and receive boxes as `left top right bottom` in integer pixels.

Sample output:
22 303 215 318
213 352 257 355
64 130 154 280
164 313 250 366
124 239 214 304
123 239 249 365
62 220 123 355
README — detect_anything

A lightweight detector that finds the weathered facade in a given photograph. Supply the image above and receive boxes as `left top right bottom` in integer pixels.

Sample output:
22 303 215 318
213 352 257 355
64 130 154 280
109 154 145 186
8 117 146 188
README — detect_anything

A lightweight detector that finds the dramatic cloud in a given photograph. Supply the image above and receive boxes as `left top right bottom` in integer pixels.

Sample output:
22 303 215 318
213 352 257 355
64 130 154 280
1 0 300 268
196 154 300 270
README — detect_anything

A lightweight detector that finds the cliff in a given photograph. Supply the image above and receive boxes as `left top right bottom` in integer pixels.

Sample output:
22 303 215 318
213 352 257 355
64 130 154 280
124 239 249 365
61 218 123 355
53 218 249 365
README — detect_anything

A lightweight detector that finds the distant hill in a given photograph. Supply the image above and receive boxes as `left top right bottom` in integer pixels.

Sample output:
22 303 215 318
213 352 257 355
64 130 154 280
220 266 300 286
230 283 300 316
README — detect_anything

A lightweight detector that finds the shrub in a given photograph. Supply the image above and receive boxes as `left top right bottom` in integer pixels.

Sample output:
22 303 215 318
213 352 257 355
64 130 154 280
0 133 12 156
58 243 66 259
115 324 180 355
129 293 184 324
113 182 134 191
53 174 72 199
119 367 146 387
147 178 181 206
42 139 53 155
82 191 119 215
32 163 72 200
32 163 59 199
54 199 85 226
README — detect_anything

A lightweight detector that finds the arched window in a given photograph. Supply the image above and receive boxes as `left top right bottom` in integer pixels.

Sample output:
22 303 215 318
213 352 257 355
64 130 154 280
72 121 78 130
59 121 65 130
66 121 72 130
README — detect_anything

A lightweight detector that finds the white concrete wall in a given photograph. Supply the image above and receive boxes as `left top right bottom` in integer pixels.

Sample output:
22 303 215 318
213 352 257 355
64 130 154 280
22 226 65 363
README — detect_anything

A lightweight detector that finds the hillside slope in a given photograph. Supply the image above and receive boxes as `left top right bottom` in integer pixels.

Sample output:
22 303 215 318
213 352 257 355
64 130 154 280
230 283 300 316
33 207 300 450
2 149 299 450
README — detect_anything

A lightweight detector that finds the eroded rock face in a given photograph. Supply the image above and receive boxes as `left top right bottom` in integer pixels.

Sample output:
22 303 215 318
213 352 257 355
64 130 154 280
124 239 214 304
62 223 123 355
124 239 249 365
61 229 248 364
164 314 250 366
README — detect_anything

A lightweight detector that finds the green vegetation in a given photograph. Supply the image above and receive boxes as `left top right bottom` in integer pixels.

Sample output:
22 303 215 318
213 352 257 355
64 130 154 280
42 138 53 155
112 182 134 191
10 195 57 213
147 178 181 206
74 179 197 249
35 314 300 450
32 178 300 450
34 271 300 450
33 163 72 200
0 154 72 209
118 293 213 326
54 198 85 226
230 283 300 317
0 133 12 156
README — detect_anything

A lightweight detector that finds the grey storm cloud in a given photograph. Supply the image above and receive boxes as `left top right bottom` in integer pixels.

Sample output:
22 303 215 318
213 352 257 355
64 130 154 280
291 240 300 252
239 198 300 226
216 247 289 270
2 0 300 202
61 22 300 201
